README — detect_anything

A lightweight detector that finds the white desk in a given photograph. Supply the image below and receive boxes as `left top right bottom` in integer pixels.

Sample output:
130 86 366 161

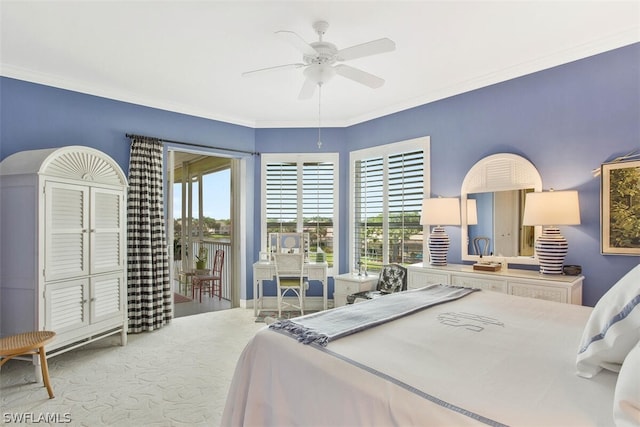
253 261 328 316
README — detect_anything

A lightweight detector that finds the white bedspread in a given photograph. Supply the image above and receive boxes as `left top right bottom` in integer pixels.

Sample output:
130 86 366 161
222 291 617 426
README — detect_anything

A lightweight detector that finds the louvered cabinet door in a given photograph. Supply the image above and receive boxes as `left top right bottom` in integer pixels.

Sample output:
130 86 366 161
44 182 89 282
90 187 125 275
44 278 89 333
90 272 125 324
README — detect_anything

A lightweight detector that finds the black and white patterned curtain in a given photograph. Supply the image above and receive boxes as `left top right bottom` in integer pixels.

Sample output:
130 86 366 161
127 137 172 332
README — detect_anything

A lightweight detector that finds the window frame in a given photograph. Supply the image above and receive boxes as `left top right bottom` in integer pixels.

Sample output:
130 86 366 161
261 152 340 275
349 137 430 271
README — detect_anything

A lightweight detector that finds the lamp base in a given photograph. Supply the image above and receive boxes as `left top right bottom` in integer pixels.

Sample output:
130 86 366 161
535 226 568 274
428 226 450 266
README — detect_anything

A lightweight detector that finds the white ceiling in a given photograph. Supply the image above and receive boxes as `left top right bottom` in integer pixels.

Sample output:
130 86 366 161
1 1 638 128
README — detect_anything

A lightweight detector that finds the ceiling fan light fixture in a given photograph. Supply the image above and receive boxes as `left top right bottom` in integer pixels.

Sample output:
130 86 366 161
304 64 336 85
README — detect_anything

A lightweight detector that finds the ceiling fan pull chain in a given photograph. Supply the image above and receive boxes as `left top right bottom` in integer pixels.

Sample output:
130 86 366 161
317 84 323 149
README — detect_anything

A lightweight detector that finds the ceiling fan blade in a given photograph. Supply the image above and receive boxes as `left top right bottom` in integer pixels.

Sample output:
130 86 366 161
298 78 318 100
242 63 305 77
275 30 318 56
337 38 395 61
334 64 384 89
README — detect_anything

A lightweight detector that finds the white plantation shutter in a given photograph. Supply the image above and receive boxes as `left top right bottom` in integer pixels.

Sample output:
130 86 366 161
388 150 424 263
354 157 384 265
303 161 334 254
265 162 299 234
351 138 429 270
45 182 89 281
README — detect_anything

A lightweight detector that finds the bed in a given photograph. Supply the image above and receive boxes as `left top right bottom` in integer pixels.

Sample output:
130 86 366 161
222 266 640 427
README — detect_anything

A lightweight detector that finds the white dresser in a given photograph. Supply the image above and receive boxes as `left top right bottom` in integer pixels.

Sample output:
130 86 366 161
333 273 380 307
407 263 583 305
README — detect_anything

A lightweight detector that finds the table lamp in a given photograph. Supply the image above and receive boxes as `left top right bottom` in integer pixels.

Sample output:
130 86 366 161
522 190 581 274
421 197 461 266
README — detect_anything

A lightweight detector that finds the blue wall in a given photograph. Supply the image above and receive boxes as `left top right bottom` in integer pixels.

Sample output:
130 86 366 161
256 43 640 306
356 43 639 306
0 80 256 164
2 42 639 306
0 78 257 300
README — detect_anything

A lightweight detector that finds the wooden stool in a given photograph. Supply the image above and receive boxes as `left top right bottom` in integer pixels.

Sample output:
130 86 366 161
0 331 56 399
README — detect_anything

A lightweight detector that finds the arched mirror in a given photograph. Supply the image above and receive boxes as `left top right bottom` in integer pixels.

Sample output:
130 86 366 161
461 153 542 265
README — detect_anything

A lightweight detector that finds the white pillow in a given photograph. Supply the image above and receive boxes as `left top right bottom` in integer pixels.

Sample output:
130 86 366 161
614 341 640 427
576 264 640 378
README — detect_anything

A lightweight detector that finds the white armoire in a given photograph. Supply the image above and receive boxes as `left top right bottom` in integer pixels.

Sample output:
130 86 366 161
0 146 128 357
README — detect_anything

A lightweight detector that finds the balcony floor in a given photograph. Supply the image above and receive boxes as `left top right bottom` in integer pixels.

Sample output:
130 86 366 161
173 279 231 318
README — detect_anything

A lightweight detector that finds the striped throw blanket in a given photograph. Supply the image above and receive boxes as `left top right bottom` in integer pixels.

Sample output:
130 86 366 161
269 284 479 346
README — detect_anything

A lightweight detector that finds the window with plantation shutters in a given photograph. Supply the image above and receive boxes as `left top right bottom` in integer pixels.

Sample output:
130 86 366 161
262 153 339 273
265 162 298 235
350 137 430 272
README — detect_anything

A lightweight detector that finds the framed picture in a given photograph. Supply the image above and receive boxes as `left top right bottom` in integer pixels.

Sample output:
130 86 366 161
601 160 640 255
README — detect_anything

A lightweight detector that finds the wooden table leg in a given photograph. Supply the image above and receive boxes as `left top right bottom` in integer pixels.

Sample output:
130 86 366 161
38 346 54 399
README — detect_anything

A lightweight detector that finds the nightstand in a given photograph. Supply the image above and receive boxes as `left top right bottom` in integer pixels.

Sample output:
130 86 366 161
333 273 379 307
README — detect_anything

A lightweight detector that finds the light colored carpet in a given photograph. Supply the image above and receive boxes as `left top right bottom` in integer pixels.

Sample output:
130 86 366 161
0 308 264 426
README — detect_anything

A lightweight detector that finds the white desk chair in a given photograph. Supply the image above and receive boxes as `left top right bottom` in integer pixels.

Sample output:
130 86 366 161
273 253 307 318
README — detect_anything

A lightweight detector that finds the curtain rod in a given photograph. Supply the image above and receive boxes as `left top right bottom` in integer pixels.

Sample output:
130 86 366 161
125 133 259 156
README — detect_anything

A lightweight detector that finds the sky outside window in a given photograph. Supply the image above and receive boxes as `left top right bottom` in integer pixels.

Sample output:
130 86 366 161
173 169 231 220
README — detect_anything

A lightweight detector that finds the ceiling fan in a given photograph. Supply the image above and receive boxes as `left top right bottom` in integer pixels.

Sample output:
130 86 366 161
242 20 395 100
